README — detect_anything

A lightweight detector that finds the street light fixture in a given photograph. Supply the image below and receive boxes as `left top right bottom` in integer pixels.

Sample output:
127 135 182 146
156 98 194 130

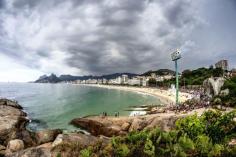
171 49 181 105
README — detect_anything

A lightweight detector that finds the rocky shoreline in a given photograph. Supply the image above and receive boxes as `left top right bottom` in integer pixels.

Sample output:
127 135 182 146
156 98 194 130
0 98 233 157
0 99 108 157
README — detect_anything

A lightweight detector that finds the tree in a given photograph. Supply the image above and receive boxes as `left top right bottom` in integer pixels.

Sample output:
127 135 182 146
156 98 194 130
148 78 157 87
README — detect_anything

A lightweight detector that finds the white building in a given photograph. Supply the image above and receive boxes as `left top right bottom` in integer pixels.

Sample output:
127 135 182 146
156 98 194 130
102 78 108 84
128 77 141 86
122 74 129 84
85 79 98 84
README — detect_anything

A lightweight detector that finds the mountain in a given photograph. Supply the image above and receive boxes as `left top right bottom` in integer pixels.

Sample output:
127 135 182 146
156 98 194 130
34 73 138 83
141 69 175 76
35 74 62 83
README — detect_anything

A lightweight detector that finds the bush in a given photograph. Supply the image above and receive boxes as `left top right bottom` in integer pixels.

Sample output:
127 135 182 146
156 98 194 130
221 76 236 107
52 110 236 157
143 139 155 157
201 110 236 143
176 114 205 139
80 147 92 157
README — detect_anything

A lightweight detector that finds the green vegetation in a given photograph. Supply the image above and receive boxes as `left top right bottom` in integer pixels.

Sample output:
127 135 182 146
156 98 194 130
154 67 224 87
53 110 236 157
142 69 175 76
180 67 224 86
148 78 157 86
221 76 236 107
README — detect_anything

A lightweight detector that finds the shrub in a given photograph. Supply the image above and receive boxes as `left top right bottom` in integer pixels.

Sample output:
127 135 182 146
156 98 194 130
201 110 236 143
143 139 155 157
52 110 236 157
80 147 92 157
115 144 130 157
176 113 205 139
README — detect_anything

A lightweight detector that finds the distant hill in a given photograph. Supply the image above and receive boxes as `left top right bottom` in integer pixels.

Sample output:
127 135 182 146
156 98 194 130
34 73 138 83
141 69 175 76
96 73 138 80
35 74 62 83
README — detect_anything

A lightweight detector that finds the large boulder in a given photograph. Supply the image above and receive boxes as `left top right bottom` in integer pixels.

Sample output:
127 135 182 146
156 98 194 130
6 143 52 157
5 139 24 155
0 99 28 145
145 115 180 131
52 133 109 148
203 77 225 97
129 119 147 132
51 133 110 157
0 145 6 157
34 129 62 145
71 118 126 137
121 122 131 131
0 99 22 109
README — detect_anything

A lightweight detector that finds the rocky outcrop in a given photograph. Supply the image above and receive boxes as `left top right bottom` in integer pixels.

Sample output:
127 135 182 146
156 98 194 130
5 139 24 156
70 118 128 137
52 133 110 148
0 99 28 146
0 99 63 157
6 143 52 157
33 129 62 145
0 145 6 157
70 111 191 137
203 77 225 97
7 133 110 157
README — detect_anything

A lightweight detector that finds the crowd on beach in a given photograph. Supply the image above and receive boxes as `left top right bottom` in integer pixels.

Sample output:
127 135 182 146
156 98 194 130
101 111 120 118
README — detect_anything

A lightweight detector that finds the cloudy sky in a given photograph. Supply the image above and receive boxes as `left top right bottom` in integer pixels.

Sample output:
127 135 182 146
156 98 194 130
0 0 236 82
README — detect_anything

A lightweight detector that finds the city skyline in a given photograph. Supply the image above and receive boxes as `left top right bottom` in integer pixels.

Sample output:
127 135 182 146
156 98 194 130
0 0 236 82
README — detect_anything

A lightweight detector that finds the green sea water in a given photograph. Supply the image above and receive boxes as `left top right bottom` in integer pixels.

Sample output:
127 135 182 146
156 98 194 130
0 83 160 131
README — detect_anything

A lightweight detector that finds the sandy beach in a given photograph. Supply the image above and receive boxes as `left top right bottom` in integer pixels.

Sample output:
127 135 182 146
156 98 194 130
78 84 192 106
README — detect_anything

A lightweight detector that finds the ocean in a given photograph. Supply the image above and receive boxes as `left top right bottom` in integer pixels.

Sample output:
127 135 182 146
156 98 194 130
0 83 160 131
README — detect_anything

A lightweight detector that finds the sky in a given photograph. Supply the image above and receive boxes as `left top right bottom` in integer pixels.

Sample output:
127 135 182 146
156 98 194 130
0 0 236 82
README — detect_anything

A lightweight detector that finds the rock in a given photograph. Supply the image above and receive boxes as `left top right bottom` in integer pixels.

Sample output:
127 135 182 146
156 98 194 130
220 89 229 96
229 139 236 147
0 99 22 109
102 125 125 136
71 118 123 137
121 122 130 131
0 99 28 145
19 130 36 147
52 133 109 148
34 129 62 145
5 139 24 155
51 133 110 157
71 118 104 136
145 115 181 131
129 119 147 132
203 77 225 97
0 145 6 157
6 143 52 157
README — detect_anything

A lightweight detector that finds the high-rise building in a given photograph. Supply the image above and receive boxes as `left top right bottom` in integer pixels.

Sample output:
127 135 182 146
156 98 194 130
122 75 129 84
215 60 228 71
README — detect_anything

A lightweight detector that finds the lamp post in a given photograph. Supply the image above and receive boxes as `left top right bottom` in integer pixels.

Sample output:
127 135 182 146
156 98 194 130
171 49 181 105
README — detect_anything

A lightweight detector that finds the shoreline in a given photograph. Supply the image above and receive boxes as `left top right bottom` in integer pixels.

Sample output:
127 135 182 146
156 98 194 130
76 84 192 106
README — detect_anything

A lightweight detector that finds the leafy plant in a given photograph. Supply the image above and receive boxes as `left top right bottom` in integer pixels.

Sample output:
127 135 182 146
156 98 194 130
80 147 92 157
143 139 155 157
176 113 205 139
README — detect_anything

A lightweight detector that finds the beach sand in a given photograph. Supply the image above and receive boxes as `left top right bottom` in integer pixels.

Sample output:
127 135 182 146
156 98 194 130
78 84 192 106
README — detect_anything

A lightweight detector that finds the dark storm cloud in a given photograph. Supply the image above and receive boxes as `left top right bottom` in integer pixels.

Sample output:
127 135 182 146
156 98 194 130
0 0 235 75
0 0 5 9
